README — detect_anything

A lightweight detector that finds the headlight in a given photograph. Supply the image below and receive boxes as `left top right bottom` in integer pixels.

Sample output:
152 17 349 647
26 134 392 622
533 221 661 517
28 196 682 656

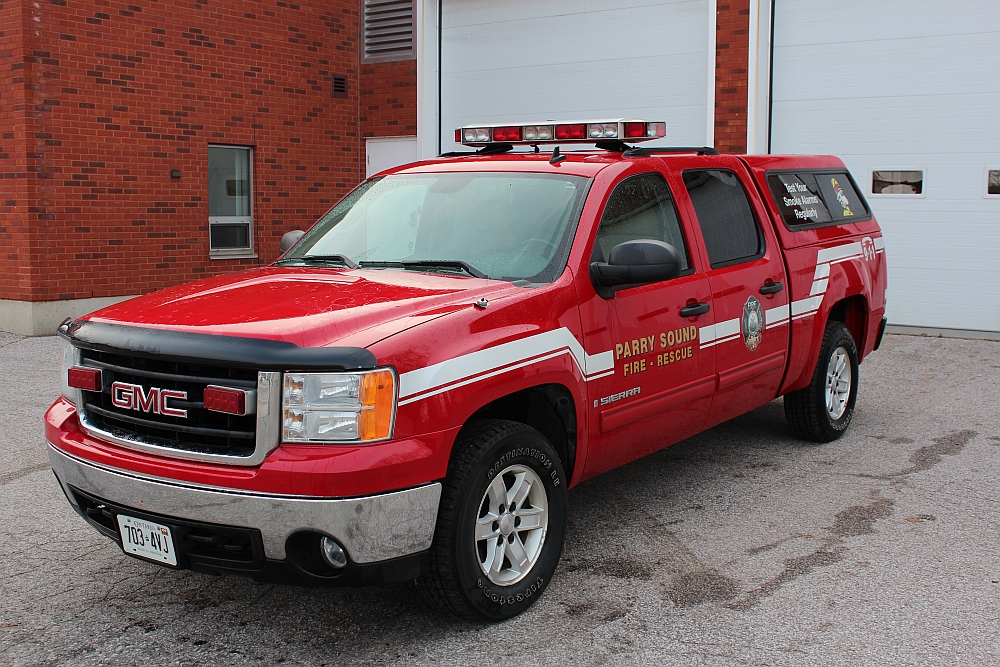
59 336 79 406
282 369 397 443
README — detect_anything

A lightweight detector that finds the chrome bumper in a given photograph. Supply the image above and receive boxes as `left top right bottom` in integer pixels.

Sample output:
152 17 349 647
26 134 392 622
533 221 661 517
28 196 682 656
47 442 441 563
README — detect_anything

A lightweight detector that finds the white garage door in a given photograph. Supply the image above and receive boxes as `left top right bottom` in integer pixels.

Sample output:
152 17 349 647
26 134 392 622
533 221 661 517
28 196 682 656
770 0 1000 332
439 0 712 154
366 136 418 178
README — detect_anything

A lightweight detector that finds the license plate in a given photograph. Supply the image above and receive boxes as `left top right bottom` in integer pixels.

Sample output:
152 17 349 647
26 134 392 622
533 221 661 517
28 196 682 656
117 514 177 566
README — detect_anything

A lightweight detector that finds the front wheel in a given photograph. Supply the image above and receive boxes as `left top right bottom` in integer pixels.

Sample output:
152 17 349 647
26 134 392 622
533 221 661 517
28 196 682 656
420 420 567 621
784 321 860 442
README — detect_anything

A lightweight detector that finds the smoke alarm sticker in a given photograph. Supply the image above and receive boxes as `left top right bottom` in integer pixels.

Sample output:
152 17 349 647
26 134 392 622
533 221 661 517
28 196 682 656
830 177 854 217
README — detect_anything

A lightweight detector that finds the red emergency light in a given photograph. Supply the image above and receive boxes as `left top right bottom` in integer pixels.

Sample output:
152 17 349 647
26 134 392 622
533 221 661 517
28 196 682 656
204 385 249 416
455 118 667 147
68 366 102 392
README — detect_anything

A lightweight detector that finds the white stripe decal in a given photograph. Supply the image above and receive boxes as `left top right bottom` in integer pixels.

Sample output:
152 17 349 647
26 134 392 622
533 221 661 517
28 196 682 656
398 238 878 404
700 240 863 348
765 305 789 327
397 327 611 402
791 295 824 318
792 240 870 322
398 349 570 406
701 334 741 349
829 254 862 266
699 318 740 347
809 278 829 296
816 242 862 264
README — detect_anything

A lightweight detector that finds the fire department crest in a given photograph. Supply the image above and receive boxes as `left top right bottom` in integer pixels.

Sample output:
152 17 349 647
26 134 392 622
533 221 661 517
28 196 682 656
742 296 764 351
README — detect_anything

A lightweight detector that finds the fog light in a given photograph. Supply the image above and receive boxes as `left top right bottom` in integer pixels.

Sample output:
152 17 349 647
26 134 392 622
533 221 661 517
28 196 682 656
320 536 347 569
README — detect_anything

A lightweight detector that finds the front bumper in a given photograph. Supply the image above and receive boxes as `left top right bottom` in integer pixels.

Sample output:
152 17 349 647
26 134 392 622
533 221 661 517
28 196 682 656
48 441 442 580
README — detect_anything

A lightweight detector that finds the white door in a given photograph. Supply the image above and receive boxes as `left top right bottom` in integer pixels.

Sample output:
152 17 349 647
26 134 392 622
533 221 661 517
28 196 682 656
438 0 713 154
769 0 1000 332
366 136 418 178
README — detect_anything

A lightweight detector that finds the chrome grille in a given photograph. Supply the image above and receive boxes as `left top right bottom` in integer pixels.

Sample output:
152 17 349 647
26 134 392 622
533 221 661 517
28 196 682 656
78 349 259 459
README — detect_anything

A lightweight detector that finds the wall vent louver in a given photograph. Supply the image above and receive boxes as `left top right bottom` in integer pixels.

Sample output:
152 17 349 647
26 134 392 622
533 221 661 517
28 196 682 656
331 74 348 98
362 0 415 62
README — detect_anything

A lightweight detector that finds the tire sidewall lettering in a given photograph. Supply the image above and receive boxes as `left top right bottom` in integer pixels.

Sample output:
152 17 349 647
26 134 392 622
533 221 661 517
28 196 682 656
452 423 567 619
479 577 546 607
487 446 554 480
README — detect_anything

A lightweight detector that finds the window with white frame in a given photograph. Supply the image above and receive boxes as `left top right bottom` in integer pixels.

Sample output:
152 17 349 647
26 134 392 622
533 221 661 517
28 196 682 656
986 169 1000 197
208 145 253 255
871 170 924 196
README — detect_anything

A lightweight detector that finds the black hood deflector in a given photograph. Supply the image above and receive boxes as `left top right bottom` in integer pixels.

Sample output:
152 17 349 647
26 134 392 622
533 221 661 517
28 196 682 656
61 320 377 371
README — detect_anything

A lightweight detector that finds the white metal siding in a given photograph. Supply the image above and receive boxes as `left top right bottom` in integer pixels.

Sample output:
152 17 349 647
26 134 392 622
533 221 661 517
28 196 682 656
770 0 1000 332
439 0 711 153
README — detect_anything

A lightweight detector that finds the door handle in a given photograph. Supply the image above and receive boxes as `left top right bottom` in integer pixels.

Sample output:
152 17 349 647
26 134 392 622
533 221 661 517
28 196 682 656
759 281 784 295
679 302 711 318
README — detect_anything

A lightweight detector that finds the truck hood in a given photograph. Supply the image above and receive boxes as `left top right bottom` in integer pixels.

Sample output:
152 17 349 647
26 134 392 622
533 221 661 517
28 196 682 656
85 267 518 349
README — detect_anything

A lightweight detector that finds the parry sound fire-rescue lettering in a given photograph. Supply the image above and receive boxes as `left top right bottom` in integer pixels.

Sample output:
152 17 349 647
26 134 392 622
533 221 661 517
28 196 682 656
616 325 698 376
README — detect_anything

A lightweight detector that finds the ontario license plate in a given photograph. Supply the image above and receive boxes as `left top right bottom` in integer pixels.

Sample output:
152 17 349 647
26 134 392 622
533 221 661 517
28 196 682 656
117 514 177 566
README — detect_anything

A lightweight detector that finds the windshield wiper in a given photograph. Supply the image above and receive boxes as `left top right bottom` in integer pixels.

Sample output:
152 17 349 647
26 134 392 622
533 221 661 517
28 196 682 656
278 254 358 269
357 259 487 279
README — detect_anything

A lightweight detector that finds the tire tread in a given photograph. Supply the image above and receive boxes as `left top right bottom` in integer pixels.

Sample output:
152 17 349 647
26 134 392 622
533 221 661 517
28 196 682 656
784 321 857 442
420 419 537 620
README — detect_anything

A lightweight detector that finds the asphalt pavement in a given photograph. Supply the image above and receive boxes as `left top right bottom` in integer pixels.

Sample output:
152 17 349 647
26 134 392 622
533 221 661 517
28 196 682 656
1 331 998 666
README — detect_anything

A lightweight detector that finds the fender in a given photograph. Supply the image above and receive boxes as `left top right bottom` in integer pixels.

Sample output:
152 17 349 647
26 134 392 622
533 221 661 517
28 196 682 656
369 272 593 486
780 235 885 394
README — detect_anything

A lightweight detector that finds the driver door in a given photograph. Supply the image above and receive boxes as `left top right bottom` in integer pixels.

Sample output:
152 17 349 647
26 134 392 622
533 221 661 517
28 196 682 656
580 172 716 478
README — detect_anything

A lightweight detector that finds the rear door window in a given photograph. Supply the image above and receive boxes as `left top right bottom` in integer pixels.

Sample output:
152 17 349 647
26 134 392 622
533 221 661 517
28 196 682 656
767 171 870 227
683 169 763 268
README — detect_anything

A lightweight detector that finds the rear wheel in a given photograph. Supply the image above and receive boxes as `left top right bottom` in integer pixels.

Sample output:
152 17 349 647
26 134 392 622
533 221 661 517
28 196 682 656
784 321 859 442
420 420 567 621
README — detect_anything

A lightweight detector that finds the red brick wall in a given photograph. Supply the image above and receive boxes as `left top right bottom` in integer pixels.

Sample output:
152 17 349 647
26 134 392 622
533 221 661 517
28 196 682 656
4 1 750 306
2 0 364 303
360 58 417 141
714 0 750 154
0 1 35 301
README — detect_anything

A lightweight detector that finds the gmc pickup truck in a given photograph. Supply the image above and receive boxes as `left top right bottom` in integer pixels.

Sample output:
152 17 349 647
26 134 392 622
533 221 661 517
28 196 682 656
47 118 888 621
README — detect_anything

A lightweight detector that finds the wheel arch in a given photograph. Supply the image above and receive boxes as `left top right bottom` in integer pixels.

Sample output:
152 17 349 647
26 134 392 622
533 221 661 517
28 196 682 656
827 294 869 358
458 384 578 484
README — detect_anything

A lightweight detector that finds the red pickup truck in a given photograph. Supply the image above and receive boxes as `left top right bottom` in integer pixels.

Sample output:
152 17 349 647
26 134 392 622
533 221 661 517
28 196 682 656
46 119 887 621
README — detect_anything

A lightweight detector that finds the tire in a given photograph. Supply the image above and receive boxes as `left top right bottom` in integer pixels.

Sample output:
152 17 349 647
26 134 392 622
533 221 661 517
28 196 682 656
784 320 860 442
420 419 567 621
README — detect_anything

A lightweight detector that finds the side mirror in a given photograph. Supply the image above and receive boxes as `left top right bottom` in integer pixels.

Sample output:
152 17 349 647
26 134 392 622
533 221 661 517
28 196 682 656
280 230 305 252
590 239 682 298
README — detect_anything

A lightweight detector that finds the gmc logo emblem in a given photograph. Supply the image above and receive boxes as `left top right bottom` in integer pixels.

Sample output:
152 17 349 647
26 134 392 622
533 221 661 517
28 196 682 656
111 381 188 418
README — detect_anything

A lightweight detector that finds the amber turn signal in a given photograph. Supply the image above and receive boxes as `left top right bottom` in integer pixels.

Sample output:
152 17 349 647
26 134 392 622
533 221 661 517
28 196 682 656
360 369 396 441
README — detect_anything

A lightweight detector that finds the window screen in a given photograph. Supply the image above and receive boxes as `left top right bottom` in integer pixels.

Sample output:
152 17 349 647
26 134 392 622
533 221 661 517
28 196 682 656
594 173 689 271
766 171 868 226
683 170 762 268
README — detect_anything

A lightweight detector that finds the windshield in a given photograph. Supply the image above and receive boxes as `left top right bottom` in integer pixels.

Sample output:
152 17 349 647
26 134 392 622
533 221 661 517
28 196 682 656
279 172 591 283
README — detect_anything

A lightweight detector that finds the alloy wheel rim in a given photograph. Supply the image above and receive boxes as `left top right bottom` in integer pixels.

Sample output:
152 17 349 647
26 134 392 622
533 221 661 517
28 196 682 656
475 464 549 586
825 346 852 420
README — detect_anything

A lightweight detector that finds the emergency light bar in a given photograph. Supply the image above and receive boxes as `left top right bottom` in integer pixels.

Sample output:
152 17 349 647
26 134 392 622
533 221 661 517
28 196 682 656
454 118 667 147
